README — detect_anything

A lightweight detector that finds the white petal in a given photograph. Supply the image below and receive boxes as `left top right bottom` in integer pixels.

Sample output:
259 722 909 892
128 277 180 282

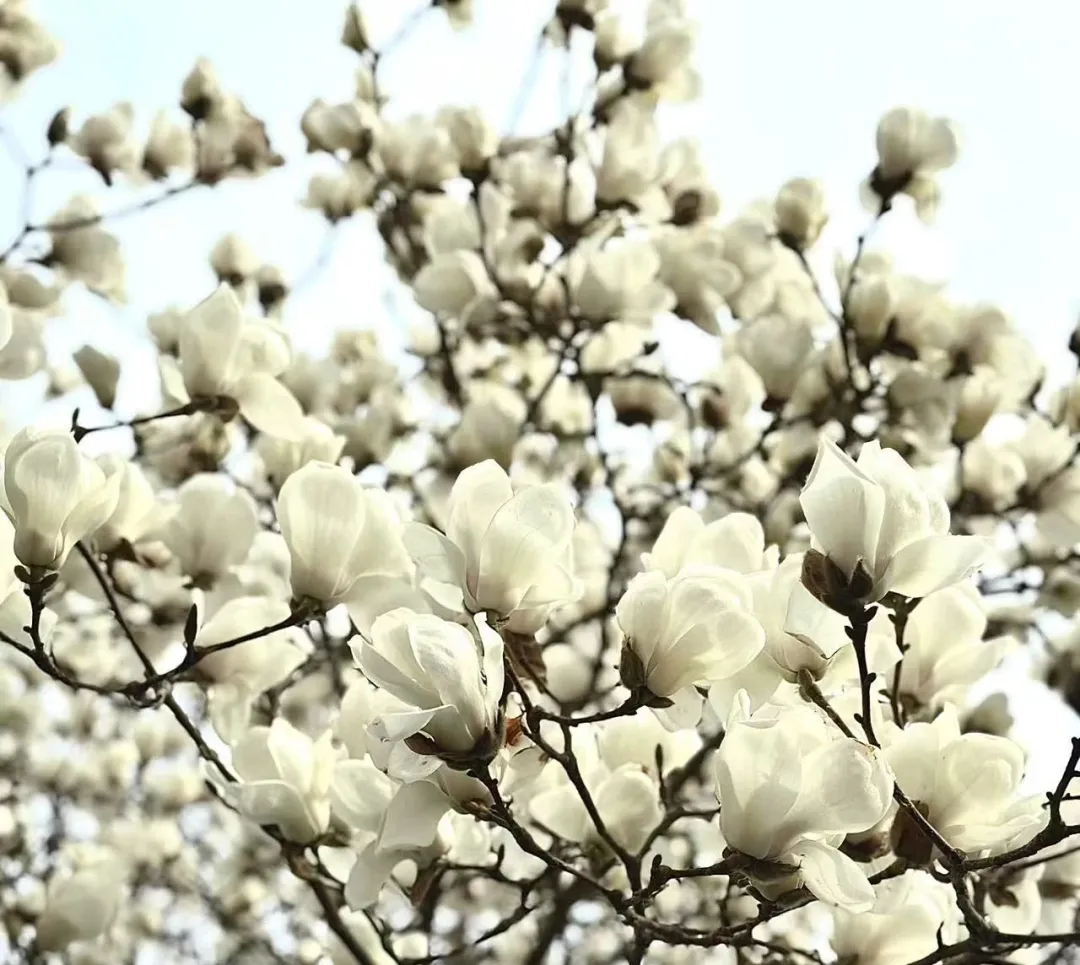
882 535 988 599
237 373 307 440
794 839 875 911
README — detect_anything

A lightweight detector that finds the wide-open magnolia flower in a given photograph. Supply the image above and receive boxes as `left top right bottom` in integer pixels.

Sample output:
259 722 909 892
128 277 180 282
714 699 892 911
405 460 580 635
276 462 413 622
3 427 121 572
616 567 765 708
800 438 986 608
354 609 505 768
831 871 959 965
884 705 1042 857
159 284 306 439
227 718 337 843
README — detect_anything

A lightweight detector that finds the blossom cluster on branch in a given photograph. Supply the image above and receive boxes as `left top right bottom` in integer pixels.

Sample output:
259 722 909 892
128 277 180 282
1 1 1080 964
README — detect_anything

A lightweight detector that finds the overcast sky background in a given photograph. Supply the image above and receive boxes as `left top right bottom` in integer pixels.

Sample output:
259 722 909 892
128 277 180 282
1 0 1078 779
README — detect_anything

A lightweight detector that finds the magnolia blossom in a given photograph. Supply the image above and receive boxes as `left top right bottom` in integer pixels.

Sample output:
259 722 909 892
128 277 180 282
530 725 664 854
800 439 986 607
572 242 675 325
831 871 960 965
195 596 308 741
616 567 764 708
255 416 346 491
405 460 580 634
893 583 1009 713
885 705 1042 856
714 700 892 910
159 285 306 439
866 107 959 220
276 462 412 621
355 609 505 768
644 507 772 577
164 474 258 584
92 455 171 552
228 718 337 843
35 858 125 951
774 177 827 250
3 427 121 571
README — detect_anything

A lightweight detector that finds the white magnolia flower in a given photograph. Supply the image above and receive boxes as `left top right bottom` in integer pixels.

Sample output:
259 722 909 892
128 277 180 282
301 98 376 155
735 314 814 401
47 196 126 302
276 462 413 621
355 609 505 765
71 103 138 181
885 705 1043 856
831 871 960 965
164 474 258 584
93 455 171 552
412 251 498 322
800 438 987 607
228 718 337 842
626 1 700 102
714 699 892 911
142 110 195 178
616 567 764 707
893 583 1009 712
573 241 675 325
405 460 580 634
596 98 659 206
195 596 308 742
774 177 828 250
644 507 772 578
866 107 959 221
3 427 121 571
530 727 663 854
35 858 125 951
255 416 345 491
160 285 306 439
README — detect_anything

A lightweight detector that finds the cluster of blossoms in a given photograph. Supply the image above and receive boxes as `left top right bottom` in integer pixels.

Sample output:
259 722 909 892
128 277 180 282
3 2 1080 964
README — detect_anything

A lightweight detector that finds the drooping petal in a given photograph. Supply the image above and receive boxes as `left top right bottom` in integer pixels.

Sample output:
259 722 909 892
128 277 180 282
794 838 875 911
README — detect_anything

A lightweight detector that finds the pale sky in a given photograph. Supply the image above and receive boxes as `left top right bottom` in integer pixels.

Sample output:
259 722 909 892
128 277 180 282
1 1 1078 779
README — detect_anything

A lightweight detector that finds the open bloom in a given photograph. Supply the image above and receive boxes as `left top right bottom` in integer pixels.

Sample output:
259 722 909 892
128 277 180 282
885 705 1042 857
714 700 893 911
800 438 986 607
355 609 505 768
3 427 121 571
405 460 580 634
832 871 959 965
276 462 412 620
616 567 765 702
228 718 336 842
160 285 306 439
